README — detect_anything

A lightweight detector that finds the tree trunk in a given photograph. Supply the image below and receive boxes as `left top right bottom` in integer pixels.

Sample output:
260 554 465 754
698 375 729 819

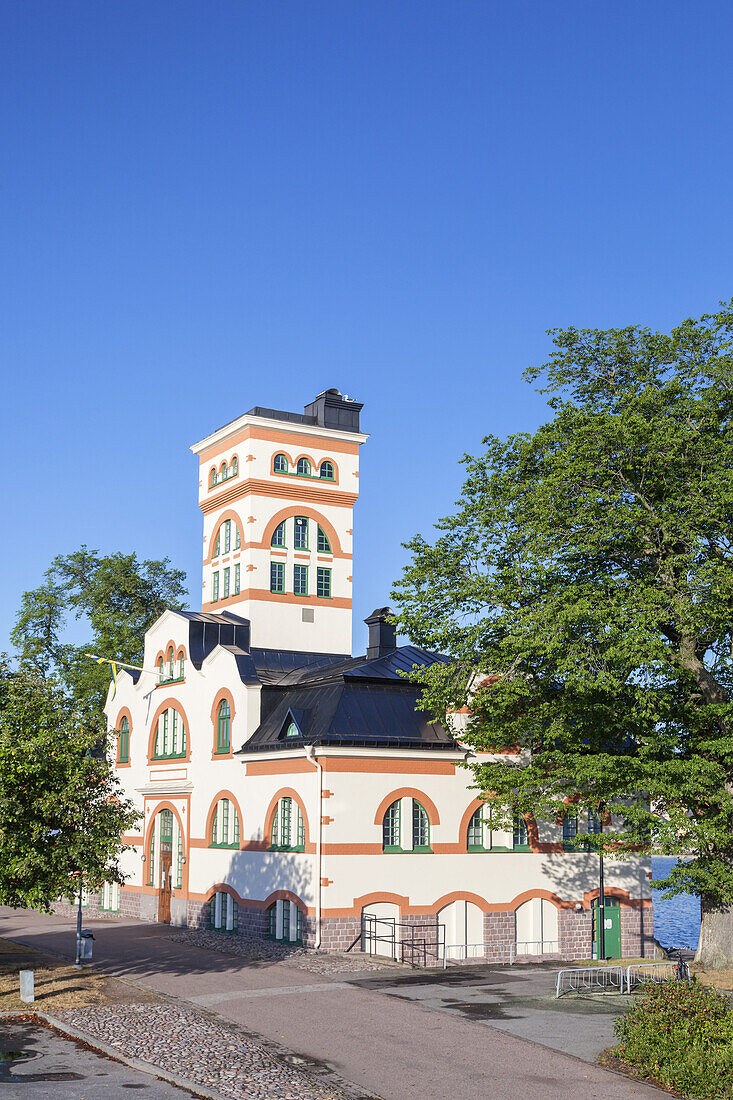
695 907 733 968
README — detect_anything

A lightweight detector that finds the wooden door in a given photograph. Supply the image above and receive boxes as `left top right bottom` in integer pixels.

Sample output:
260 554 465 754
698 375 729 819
158 848 172 924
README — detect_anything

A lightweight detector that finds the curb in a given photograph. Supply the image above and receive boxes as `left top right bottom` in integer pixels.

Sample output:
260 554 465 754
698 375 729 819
3 1010 223 1099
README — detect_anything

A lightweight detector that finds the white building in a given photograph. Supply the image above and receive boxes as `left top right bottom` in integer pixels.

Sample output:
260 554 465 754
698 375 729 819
83 389 654 960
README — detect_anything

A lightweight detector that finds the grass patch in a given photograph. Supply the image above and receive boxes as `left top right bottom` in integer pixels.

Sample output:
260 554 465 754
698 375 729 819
0 935 160 1012
691 965 733 992
606 979 733 1099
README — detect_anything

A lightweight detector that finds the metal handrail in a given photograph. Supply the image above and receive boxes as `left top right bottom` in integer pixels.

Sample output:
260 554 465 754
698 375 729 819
441 941 512 968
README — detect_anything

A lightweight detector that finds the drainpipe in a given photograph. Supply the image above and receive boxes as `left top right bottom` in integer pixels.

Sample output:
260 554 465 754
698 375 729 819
305 744 323 949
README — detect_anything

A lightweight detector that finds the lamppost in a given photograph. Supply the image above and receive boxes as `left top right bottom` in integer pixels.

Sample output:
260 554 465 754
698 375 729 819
597 804 606 961
74 872 84 968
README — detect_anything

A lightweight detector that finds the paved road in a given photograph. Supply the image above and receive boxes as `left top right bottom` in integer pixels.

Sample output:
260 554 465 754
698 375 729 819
0 908 663 1099
0 1019 193 1097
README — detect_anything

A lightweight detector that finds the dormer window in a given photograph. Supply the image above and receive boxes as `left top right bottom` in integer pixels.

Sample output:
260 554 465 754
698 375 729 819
296 458 311 477
285 720 298 738
319 461 334 480
274 454 288 473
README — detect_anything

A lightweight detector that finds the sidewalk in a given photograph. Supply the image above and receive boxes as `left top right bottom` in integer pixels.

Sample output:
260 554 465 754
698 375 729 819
0 907 665 1099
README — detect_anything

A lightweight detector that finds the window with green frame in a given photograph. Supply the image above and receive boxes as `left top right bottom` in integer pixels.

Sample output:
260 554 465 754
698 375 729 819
100 880 120 912
467 806 488 850
223 520 231 553
293 564 308 596
153 708 187 759
234 524 241 549
267 899 304 944
210 798 241 848
158 649 184 685
209 466 218 487
284 719 299 738
316 567 331 598
270 561 285 593
467 805 516 851
234 563 241 594
270 797 305 851
319 461 334 480
210 890 238 933
213 532 220 557
118 716 130 763
317 526 332 553
562 812 579 851
513 813 531 850
178 652 185 679
212 571 220 601
223 567 230 598
296 458 311 476
215 699 231 753
294 516 308 549
273 453 288 473
271 521 286 548
382 798 431 853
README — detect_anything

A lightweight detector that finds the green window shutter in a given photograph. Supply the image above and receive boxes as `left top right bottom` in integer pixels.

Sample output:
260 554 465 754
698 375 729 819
317 526 332 553
316 567 332 598
270 561 285 593
294 517 308 549
294 565 308 596
234 563 240 594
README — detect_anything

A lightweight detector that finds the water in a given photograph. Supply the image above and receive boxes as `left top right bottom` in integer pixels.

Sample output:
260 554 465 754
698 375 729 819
651 856 701 951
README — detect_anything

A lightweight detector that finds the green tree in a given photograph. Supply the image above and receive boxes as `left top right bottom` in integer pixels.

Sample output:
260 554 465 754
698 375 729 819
0 660 139 911
393 302 733 967
12 547 187 726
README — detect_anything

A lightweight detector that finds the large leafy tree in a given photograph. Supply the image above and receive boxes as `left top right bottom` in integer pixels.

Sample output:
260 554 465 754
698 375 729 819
0 661 139 910
394 303 733 967
12 547 187 726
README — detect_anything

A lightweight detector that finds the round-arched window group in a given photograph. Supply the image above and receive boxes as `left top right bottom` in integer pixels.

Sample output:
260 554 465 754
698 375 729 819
209 456 239 488
158 646 185 684
273 453 334 480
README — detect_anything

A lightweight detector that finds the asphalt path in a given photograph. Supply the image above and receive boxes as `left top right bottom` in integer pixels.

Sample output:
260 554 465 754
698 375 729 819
0 908 664 1099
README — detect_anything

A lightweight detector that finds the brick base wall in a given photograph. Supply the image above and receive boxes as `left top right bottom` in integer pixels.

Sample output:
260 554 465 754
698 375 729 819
50 887 141 923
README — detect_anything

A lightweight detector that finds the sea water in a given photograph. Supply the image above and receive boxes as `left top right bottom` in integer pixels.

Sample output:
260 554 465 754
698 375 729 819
651 855 701 951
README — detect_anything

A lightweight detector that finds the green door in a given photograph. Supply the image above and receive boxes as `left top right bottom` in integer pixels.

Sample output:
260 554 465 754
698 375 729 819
592 898 621 959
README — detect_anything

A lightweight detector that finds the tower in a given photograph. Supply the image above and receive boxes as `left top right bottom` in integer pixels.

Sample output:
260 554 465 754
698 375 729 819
190 389 367 654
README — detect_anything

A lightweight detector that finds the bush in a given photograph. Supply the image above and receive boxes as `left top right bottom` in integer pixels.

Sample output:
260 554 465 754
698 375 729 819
612 979 733 1099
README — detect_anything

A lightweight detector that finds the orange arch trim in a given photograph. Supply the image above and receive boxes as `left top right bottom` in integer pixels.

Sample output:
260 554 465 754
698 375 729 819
204 790 245 849
146 698 192 764
263 787 311 848
262 506 344 557
373 788 441 827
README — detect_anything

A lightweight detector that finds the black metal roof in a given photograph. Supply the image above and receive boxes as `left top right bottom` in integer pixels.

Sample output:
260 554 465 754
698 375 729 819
238 644 458 754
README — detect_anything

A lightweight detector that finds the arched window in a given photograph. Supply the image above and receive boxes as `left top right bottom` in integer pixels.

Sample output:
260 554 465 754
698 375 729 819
467 806 487 850
271 521 286 548
319 461 334 480
513 813 530 850
317 525 332 554
178 652 185 679
210 467 218 487
296 457 311 477
100 881 120 912
213 532 221 557
270 797 305 851
167 647 174 681
284 720 298 738
234 524 241 549
147 808 183 888
158 657 164 684
215 699 231 754
382 798 431 853
153 708 187 759
210 891 238 933
210 798 240 848
268 899 304 944
273 453 288 473
118 717 130 764
220 461 229 481
231 456 238 475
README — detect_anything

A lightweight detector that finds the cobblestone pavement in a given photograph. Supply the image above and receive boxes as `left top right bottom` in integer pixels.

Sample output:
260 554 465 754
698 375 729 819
169 928 400 974
53 1003 358 1099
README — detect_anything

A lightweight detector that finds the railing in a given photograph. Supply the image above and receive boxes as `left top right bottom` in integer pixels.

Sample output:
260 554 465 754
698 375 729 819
625 961 690 992
513 939 569 960
556 965 625 997
442 942 512 968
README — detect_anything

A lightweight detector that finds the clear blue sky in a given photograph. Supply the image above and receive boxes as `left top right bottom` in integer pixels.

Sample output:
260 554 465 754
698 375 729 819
2 1 732 655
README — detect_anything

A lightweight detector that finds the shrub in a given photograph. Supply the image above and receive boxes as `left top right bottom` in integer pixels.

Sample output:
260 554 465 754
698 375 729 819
612 979 733 1099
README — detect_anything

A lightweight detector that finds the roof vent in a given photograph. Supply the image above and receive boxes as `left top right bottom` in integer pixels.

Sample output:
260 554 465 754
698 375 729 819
364 607 397 661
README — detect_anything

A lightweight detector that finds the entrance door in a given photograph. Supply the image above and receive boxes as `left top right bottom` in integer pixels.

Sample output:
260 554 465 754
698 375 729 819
438 900 484 961
592 898 621 959
157 809 174 924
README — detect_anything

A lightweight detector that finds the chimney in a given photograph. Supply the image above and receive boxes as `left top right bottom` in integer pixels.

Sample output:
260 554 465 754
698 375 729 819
303 388 363 433
364 607 397 660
